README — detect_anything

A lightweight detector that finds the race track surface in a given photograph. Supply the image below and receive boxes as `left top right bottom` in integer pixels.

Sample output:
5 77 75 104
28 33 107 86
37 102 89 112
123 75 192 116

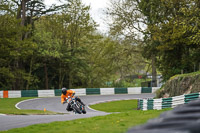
0 94 155 131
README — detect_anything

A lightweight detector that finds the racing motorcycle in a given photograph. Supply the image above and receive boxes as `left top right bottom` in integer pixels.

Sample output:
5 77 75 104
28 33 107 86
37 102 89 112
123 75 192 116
67 97 86 114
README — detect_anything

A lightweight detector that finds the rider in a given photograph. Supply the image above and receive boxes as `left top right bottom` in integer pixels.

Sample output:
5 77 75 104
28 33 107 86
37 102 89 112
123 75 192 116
61 87 85 111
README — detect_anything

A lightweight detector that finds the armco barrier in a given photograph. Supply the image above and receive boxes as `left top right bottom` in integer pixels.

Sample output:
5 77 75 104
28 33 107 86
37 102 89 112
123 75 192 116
0 87 160 98
139 92 200 110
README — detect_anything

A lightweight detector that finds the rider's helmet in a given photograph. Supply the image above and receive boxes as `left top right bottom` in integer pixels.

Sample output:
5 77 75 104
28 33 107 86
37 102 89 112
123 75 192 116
62 87 67 95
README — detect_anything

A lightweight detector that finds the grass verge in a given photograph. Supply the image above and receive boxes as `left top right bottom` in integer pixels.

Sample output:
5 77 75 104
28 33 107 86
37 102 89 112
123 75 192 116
0 97 58 115
0 110 167 133
90 99 138 112
0 99 169 133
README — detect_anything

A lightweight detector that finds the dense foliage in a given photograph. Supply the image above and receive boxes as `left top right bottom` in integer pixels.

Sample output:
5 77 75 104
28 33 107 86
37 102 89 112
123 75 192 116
2 0 199 90
106 0 200 82
0 0 146 90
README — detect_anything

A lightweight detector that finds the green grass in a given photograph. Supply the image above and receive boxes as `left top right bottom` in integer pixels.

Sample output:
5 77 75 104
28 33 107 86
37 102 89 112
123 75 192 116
90 99 138 112
0 98 59 115
0 99 169 133
0 110 167 133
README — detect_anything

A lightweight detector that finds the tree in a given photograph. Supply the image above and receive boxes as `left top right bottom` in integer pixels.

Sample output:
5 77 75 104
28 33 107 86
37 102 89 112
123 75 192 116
57 0 96 88
0 0 62 90
107 0 200 83
106 0 156 85
148 0 200 80
32 0 97 89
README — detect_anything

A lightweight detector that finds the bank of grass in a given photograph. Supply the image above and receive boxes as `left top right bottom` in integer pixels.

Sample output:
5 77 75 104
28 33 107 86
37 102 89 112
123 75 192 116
170 70 200 80
0 97 58 115
0 99 169 133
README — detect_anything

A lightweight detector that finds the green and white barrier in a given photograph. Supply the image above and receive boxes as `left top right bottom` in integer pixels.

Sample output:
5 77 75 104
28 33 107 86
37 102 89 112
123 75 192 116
86 88 101 95
71 88 86 96
100 88 115 95
21 90 38 97
8 90 21 98
128 87 141 94
0 87 160 98
0 91 3 98
153 99 162 110
139 92 200 110
38 90 55 97
172 95 184 108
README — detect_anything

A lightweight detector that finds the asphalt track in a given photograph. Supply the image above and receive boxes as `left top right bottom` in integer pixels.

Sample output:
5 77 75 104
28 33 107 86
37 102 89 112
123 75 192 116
0 94 155 131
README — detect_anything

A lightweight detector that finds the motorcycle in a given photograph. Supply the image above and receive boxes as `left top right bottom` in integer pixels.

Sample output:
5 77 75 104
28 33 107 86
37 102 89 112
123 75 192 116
67 97 86 114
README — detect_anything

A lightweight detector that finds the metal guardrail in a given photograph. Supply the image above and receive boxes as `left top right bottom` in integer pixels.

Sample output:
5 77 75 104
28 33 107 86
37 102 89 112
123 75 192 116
138 92 200 110
128 98 200 133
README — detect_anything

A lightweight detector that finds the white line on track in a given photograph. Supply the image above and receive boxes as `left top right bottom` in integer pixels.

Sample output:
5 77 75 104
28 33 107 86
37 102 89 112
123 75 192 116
87 105 100 112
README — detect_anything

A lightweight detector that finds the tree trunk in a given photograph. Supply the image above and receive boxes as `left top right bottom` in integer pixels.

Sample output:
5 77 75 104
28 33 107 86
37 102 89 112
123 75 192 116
21 0 26 27
152 54 157 87
13 0 26 90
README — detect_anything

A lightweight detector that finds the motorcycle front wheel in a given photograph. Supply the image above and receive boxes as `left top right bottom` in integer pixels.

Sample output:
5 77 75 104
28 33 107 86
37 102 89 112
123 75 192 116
72 104 81 114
